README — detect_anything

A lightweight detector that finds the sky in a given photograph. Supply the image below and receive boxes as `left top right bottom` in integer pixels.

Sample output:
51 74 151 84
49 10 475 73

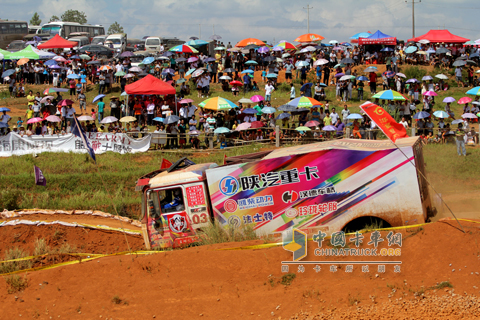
2 0 480 44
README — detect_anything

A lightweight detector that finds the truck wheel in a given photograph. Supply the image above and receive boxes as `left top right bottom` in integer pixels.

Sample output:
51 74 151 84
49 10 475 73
342 216 391 233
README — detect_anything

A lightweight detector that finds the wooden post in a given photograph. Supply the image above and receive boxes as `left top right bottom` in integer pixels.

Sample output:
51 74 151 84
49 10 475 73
411 127 415 137
209 135 214 149
275 125 280 147
345 127 351 139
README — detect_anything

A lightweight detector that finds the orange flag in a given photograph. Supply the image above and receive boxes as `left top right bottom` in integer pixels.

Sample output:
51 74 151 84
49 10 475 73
360 102 408 143
223 154 227 165
161 158 173 169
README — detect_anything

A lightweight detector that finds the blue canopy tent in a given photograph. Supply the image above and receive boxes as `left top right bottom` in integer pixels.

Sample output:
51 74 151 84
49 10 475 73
350 32 372 43
358 30 396 45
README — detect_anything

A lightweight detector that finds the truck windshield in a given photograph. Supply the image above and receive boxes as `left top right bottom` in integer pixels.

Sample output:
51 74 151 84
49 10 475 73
91 37 105 44
146 39 160 45
109 38 121 44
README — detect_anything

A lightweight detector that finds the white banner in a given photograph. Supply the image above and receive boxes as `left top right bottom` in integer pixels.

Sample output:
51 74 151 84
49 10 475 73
0 132 151 157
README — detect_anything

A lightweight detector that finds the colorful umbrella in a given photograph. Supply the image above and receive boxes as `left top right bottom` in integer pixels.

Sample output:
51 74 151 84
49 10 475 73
422 91 437 96
169 44 199 53
257 46 270 53
153 117 165 122
43 88 69 95
199 97 237 111
17 58 29 66
274 41 297 50
294 33 324 42
179 98 194 104
45 115 61 122
296 126 311 131
458 97 473 104
192 69 205 77
305 120 320 127
187 56 198 63
287 97 323 108
99 65 112 71
57 99 74 106
27 117 44 124
466 87 480 96
236 122 252 131
185 68 196 76
40 96 54 103
235 38 265 47
250 95 264 102
250 121 264 129
322 125 337 131
230 80 243 86
382 71 396 78
372 90 406 101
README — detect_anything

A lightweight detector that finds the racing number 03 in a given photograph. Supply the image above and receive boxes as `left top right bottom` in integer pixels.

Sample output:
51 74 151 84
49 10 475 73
192 213 208 224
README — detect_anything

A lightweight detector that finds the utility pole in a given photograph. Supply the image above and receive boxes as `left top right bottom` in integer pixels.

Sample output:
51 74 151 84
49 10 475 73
406 0 421 38
199 24 201 39
213 24 215 35
303 4 313 33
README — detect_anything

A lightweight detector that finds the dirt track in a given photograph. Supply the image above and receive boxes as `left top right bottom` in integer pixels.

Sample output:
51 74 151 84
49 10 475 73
1 217 480 319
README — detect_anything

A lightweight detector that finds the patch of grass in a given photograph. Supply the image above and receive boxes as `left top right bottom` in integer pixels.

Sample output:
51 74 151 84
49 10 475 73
52 230 64 241
198 221 260 245
33 238 51 256
57 243 77 254
280 273 296 286
4 275 28 293
0 247 32 274
112 295 128 305
348 293 361 306
432 281 453 290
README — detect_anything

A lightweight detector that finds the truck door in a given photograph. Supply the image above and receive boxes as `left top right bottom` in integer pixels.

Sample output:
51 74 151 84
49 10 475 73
146 186 197 249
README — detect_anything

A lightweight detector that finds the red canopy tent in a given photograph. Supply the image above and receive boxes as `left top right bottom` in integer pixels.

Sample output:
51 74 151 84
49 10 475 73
408 30 469 44
125 74 176 95
37 34 78 49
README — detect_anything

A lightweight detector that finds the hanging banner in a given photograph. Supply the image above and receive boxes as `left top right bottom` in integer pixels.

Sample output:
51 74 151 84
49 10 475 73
360 101 408 143
358 37 397 45
0 132 151 157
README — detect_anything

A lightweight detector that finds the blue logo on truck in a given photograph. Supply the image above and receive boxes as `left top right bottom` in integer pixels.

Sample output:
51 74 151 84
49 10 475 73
219 176 239 196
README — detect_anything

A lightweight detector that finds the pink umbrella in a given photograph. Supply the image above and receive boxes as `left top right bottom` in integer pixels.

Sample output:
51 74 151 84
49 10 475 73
179 98 194 104
188 56 198 63
462 113 477 119
250 95 264 102
27 117 44 124
422 91 437 96
54 56 67 62
46 115 61 122
305 120 320 127
458 97 473 104
40 96 54 103
250 121 264 129
236 122 251 131
58 99 74 106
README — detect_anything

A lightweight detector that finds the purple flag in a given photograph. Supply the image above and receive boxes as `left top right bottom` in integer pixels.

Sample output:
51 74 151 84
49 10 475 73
34 165 46 187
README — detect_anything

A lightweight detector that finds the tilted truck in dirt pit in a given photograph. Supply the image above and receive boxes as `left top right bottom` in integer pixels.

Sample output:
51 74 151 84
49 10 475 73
136 137 434 249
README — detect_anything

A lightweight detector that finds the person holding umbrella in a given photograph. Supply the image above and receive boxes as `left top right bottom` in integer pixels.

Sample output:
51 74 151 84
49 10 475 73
455 123 467 156
0 110 11 135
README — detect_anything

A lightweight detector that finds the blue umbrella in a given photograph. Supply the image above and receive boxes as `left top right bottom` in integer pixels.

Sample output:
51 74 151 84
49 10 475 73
2 69 15 78
300 83 313 91
452 119 463 125
0 107 11 112
93 94 106 103
405 46 418 54
266 73 278 78
346 113 363 120
67 74 80 79
214 127 230 134
245 60 258 65
322 125 337 131
433 111 449 118
205 57 216 63
242 108 257 114
70 55 80 59
142 57 155 64
44 59 58 66
276 113 291 120
153 117 165 122
241 70 254 74
162 51 174 57
186 68 196 76
357 76 369 81
164 115 180 124
261 107 276 114
186 39 209 46
413 111 431 119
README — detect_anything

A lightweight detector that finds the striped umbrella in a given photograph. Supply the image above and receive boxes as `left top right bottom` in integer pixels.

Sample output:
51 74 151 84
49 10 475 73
199 97 237 111
169 44 199 53
372 90 406 101
466 87 480 96
274 41 297 50
287 97 323 108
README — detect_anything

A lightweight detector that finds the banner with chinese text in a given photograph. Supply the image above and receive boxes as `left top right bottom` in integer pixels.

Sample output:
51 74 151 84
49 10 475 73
360 101 408 143
0 132 151 157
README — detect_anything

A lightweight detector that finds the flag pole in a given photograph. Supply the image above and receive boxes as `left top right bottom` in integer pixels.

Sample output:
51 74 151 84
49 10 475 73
361 102 465 233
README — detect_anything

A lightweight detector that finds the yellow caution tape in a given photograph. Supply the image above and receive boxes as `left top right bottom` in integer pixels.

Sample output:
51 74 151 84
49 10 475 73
0 250 166 276
216 219 480 252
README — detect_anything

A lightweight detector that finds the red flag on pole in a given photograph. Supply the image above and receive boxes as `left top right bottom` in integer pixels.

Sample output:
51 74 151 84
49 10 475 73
161 158 173 169
360 101 408 143
223 154 227 165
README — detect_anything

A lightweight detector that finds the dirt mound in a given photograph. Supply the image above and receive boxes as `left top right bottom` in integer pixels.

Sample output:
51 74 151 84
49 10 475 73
0 219 479 319
0 224 144 257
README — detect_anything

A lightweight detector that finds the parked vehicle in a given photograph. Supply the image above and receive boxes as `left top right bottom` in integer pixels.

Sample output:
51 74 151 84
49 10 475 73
136 137 433 249
91 35 107 45
127 38 145 51
78 44 115 58
105 33 127 53
0 20 28 49
6 40 27 52
38 21 104 39
145 36 161 52
66 36 90 50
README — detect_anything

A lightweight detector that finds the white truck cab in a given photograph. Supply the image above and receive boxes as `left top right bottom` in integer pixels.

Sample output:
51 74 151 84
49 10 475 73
145 36 162 52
